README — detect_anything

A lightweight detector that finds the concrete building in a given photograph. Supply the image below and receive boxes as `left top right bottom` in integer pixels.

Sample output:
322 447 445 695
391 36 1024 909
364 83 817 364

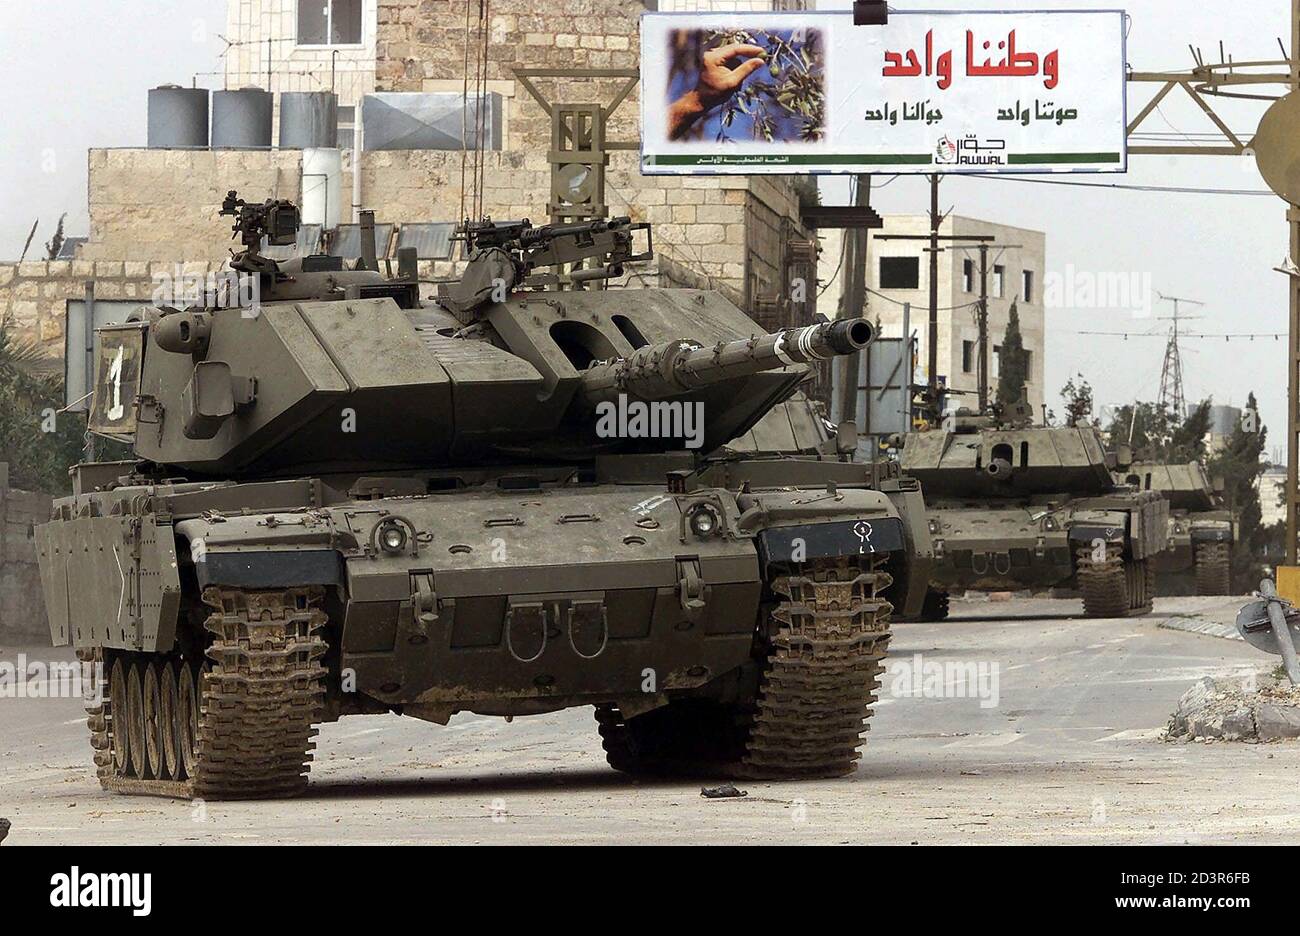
819 214 1048 414
1 0 825 362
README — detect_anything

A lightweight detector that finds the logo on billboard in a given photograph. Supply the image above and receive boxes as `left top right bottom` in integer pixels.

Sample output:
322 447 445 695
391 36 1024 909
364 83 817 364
941 135 1007 167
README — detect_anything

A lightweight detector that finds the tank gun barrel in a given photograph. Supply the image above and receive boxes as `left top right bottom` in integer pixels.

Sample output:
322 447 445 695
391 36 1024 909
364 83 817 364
581 318 874 405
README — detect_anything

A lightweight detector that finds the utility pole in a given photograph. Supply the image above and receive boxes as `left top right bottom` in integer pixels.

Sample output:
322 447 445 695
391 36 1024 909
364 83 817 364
928 174 941 397
836 174 872 425
977 243 990 411
1156 293 1203 420
1289 0 1300 564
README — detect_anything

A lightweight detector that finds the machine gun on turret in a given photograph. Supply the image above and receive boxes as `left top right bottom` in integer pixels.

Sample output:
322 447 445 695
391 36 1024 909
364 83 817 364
220 190 301 276
438 216 652 320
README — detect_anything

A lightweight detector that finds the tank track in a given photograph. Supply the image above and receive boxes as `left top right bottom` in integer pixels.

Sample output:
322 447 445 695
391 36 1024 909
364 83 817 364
83 587 328 800
1194 542 1232 595
596 557 893 780
1076 545 1153 617
740 558 892 778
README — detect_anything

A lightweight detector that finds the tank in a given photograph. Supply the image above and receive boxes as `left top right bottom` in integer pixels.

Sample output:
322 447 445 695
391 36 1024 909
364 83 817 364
147 85 209 148
1117 461 1235 595
899 400 1170 620
211 88 273 149
34 195 934 798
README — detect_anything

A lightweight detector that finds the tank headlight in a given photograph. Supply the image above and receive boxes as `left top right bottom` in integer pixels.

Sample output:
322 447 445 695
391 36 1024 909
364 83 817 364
1044 516 1058 531
928 518 941 534
378 521 408 555
687 504 723 538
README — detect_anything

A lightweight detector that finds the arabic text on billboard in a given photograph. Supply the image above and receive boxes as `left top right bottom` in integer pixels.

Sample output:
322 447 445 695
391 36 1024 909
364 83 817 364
640 10 1126 175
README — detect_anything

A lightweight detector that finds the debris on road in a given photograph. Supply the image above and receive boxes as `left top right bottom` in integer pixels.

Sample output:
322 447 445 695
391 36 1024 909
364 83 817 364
1166 675 1300 742
0 818 10 845
701 783 748 799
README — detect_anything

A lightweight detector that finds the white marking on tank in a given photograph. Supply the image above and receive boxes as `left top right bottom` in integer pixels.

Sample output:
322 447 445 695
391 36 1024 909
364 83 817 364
773 334 794 365
630 495 671 516
112 545 126 625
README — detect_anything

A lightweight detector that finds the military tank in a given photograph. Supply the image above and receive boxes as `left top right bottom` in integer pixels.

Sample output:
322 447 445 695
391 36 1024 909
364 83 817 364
34 192 934 798
1116 461 1235 595
899 399 1169 619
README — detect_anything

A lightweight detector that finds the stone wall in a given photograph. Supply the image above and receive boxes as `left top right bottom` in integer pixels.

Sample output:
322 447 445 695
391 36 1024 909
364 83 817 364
81 149 304 263
0 465 52 646
0 259 162 359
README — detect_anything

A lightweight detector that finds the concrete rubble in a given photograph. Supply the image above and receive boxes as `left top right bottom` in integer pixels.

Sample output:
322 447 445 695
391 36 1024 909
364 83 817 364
1166 675 1300 742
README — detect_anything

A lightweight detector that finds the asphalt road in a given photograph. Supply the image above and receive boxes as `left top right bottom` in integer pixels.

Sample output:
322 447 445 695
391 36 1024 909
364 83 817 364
2 595 1295 845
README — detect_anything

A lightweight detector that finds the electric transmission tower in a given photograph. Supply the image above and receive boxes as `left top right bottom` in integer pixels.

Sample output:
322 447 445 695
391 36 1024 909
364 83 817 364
1156 293 1203 419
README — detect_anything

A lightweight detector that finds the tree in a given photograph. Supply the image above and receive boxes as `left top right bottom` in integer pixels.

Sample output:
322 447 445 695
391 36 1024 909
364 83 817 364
0 325 85 494
1208 393 1269 591
1059 374 1095 428
995 299 1029 411
44 212 67 261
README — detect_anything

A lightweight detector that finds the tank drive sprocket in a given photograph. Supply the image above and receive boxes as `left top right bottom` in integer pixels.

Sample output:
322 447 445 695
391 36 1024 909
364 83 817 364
1194 542 1232 596
84 587 328 799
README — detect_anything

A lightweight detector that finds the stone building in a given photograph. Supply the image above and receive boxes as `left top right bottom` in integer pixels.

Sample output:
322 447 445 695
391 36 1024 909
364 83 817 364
819 215 1048 414
2 0 823 361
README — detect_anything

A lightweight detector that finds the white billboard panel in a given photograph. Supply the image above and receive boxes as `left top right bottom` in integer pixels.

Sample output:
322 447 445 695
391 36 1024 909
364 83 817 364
641 9 1127 175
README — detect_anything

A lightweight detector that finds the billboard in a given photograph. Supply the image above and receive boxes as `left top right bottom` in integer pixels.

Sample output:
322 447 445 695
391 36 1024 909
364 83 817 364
640 9 1126 175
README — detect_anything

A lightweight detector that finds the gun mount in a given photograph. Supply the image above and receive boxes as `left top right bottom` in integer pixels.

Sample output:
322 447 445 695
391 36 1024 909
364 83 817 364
438 216 652 320
220 190 301 275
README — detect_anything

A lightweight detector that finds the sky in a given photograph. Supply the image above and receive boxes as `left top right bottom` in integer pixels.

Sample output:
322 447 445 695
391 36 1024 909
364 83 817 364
0 0 1292 457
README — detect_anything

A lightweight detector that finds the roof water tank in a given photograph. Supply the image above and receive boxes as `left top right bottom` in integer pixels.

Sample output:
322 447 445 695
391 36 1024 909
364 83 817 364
280 92 339 149
147 85 209 148
211 87 273 149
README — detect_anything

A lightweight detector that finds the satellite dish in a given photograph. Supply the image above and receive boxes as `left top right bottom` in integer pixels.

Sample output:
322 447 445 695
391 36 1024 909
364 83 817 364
1253 90 1300 204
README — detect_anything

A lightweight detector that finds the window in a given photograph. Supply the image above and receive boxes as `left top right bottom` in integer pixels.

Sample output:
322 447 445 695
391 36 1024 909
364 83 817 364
1023 349 1033 376
992 343 1000 377
992 264 1005 299
298 0 363 46
962 258 973 293
879 256 920 290
962 340 974 373
1022 269 1034 303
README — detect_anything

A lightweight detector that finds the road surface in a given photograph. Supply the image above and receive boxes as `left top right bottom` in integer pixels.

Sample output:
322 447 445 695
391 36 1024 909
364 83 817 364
2 596 1295 845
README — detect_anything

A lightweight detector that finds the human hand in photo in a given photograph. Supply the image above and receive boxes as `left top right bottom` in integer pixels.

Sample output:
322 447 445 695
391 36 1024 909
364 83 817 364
668 43 766 140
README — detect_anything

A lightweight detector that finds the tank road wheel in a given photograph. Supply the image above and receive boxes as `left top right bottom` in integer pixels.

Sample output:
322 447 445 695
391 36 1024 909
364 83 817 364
176 662 200 780
142 661 164 781
1194 542 1232 595
920 588 950 622
84 589 327 799
157 660 181 781
191 587 328 800
125 661 149 779
108 657 129 776
738 556 894 780
1077 545 1151 617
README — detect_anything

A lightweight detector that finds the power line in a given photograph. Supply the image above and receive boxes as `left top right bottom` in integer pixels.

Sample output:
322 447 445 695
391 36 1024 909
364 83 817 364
970 176 1274 197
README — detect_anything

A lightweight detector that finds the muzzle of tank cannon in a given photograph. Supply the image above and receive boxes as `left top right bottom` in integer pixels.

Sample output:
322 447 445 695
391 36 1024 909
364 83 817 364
580 318 874 405
986 457 1014 479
